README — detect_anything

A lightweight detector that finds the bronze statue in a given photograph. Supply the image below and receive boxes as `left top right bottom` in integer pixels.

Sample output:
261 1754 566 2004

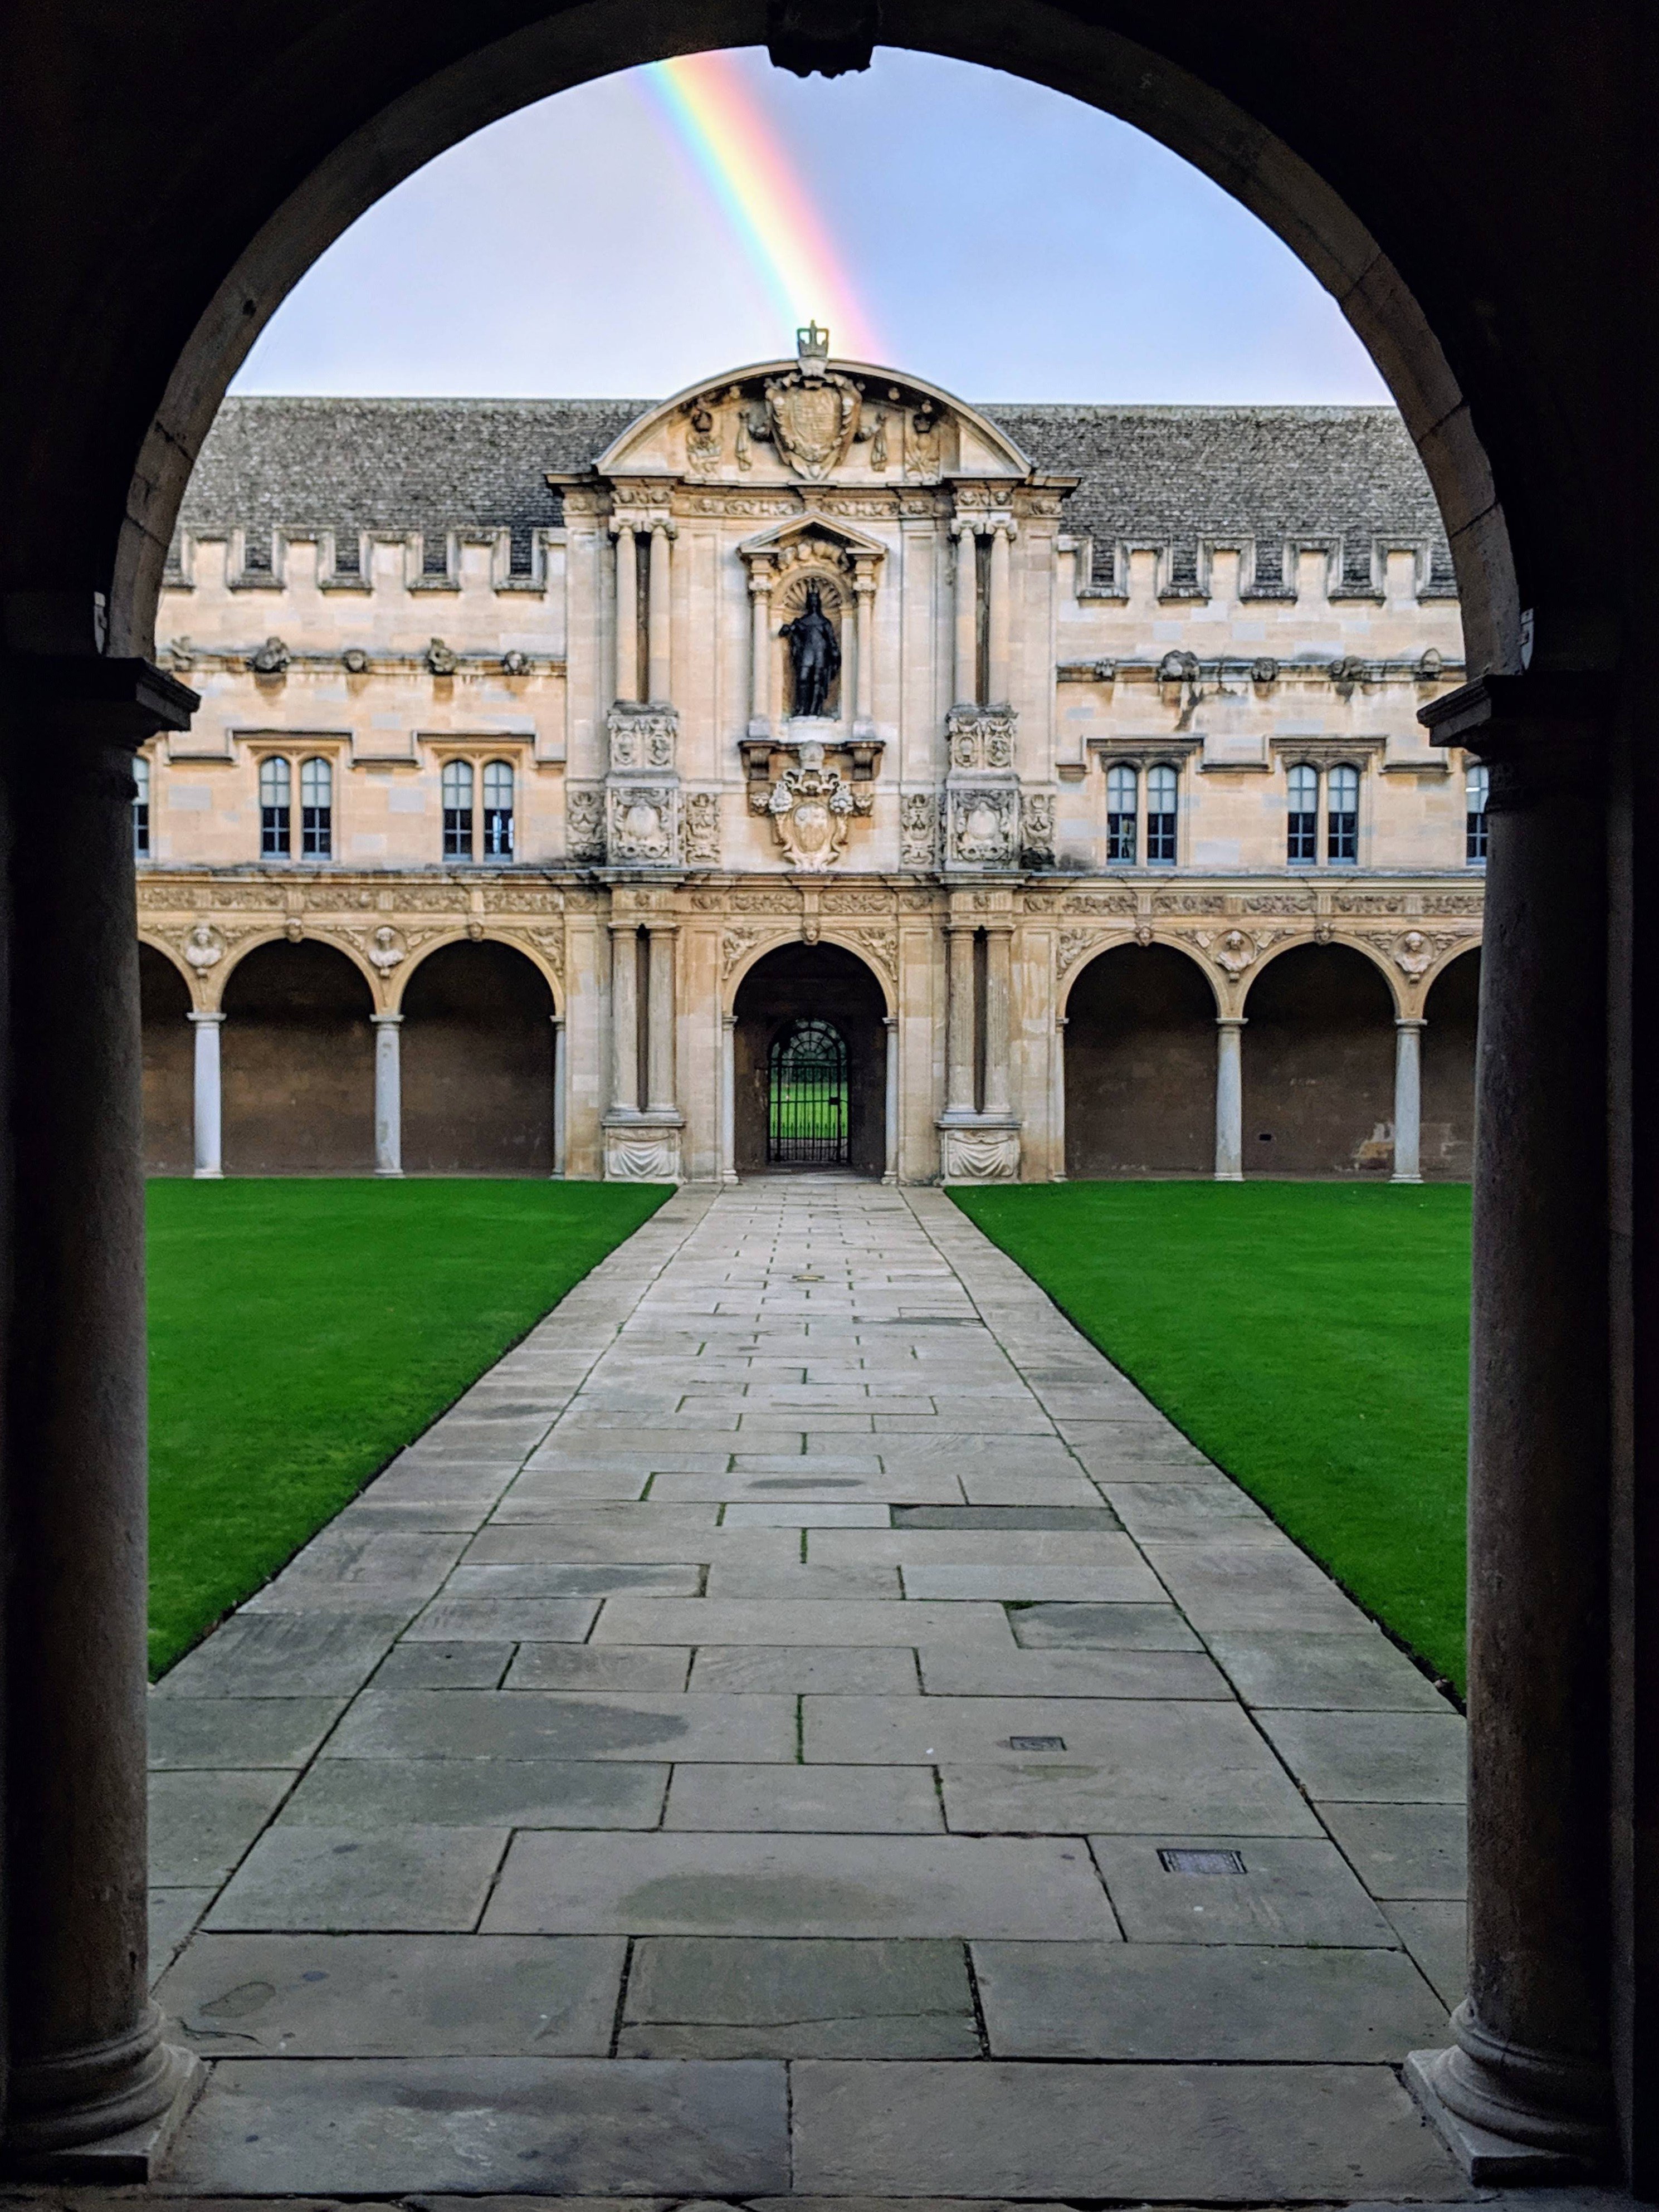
780 582 841 717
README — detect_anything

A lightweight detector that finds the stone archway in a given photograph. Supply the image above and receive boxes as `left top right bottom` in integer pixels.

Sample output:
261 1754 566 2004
1423 948 1480 1180
1064 942 1218 1176
1242 943 1397 1176
138 944 193 1173
220 939 375 1171
733 941 887 1175
399 939 555 1173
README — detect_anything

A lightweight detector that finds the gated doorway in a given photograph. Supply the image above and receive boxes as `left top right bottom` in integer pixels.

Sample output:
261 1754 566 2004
768 1018 850 1167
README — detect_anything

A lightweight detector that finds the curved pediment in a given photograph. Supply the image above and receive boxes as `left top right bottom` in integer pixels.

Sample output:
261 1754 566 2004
595 346 1033 487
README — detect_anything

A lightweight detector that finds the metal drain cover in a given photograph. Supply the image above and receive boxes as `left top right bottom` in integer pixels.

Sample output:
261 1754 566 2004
1159 1846 1247 1875
1008 1735 1066 1751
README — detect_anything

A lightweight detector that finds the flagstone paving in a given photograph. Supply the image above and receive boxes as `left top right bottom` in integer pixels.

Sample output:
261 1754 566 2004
149 1178 1476 2200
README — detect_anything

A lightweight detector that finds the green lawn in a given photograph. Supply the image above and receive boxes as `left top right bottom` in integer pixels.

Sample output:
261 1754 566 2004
952 1181 1470 1693
147 1179 670 1675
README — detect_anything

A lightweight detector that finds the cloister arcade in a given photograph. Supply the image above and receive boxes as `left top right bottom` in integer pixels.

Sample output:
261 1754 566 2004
2 0 1653 2190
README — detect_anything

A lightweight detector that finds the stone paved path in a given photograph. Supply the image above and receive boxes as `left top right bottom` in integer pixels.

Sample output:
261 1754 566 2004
151 1178 1473 2200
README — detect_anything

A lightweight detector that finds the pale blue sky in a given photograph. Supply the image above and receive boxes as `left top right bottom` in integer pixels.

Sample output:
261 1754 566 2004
235 48 1391 406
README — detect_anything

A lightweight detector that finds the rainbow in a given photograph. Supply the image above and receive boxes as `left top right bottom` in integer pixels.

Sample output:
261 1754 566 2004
638 51 882 364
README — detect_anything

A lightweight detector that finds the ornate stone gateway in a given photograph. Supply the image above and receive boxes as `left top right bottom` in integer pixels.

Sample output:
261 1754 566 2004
767 1017 850 1166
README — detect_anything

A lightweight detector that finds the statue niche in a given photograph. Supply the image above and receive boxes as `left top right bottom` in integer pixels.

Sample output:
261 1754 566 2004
779 578 842 720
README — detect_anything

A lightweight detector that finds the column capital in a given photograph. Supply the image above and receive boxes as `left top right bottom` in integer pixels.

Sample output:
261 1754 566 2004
1395 1015 1428 1031
3 653 197 742
1216 1014 1247 1031
370 1010 403 1027
187 1008 225 1026
643 917 680 937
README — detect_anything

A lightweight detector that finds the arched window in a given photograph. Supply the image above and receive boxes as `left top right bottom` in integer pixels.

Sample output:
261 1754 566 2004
1145 764 1178 865
300 755 333 858
1327 763 1359 863
132 751 150 858
1466 760 1490 863
259 754 291 858
1287 764 1318 863
1106 764 1137 863
442 759 474 861
768 1018 848 1167
482 759 514 859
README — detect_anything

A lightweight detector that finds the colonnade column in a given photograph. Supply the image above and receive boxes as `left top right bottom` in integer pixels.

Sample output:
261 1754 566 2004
370 1011 402 1178
612 521 638 704
609 923 641 1116
1406 675 1614 2172
188 1009 224 1179
720 1014 738 1184
983 925 1013 1117
1214 1017 1245 1181
853 565 877 728
2 657 199 2162
987 519 1013 705
645 922 677 1117
552 1014 567 1178
1050 1013 1067 1180
953 526 978 705
882 1013 899 1184
1392 1017 1424 1184
944 924 977 1115
748 562 774 733
647 523 672 704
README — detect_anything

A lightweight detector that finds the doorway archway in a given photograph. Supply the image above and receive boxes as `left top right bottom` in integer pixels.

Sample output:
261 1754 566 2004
733 941 887 1176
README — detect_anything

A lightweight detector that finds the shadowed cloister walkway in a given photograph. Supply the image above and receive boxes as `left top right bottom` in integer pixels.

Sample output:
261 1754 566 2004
147 1180 1474 2199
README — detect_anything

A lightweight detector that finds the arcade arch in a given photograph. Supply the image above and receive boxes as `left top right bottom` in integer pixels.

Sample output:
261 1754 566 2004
219 938 376 1173
1242 941 1398 1177
138 943 193 1173
1422 946 1481 1180
731 941 889 1176
1064 942 1219 1178
399 939 556 1174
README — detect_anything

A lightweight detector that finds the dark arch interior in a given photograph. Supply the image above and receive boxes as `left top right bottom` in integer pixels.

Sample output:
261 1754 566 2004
221 939 375 1173
401 940 555 1174
1423 947 1480 1180
139 945 193 1174
1243 944 1397 1177
1065 944 1216 1177
733 943 886 1176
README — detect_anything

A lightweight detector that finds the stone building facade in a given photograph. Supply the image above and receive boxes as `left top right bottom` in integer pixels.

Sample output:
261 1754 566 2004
141 329 1482 1183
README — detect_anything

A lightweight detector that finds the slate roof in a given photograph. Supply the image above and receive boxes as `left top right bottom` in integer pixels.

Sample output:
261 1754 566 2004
177 394 1455 595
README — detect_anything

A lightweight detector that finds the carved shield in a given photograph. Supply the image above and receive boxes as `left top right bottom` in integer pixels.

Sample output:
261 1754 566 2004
767 370 858 479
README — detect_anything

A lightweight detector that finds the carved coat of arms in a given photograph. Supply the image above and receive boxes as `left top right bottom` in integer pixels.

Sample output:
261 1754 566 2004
764 363 862 481
750 748 873 870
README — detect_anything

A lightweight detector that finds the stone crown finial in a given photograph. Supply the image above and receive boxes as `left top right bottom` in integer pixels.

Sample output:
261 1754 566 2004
797 321 830 364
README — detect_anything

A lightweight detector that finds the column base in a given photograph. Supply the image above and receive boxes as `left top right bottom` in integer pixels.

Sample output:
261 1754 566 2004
2 2025 202 2180
1214 1168 1243 1183
1392 1171 1424 1184
1404 2014 1611 2182
938 1117 1021 1183
374 1166 405 1179
604 1116 683 1183
191 1166 222 1180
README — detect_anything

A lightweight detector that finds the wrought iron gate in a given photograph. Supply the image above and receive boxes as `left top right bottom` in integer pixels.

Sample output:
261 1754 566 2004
768 1018 849 1167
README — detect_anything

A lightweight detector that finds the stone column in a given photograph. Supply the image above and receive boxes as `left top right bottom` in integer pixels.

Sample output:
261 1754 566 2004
1051 1013 1068 1180
1214 1017 1245 1182
613 521 638 705
882 1013 900 1184
987 520 1013 706
1406 675 1614 2172
645 922 677 1117
2 656 198 2164
1393 1017 1424 1184
188 1009 223 1179
647 522 672 705
371 1012 402 1178
983 924 1013 1117
552 1015 567 1178
721 1014 738 1184
953 526 978 706
748 561 774 735
853 565 877 729
609 922 640 1116
944 924 978 1115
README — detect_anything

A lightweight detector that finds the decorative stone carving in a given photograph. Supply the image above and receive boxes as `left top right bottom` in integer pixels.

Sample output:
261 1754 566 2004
780 580 841 716
367 925 407 976
341 647 369 673
1061 890 1136 915
763 335 862 481
723 925 766 977
183 921 227 974
750 744 872 870
683 397 723 469
1021 792 1056 867
1202 927 1267 975
608 784 679 866
604 1124 682 1183
823 889 892 913
426 637 458 676
683 791 721 866
946 706 1016 772
248 636 289 675
900 791 936 870
847 926 897 982
1251 657 1280 683
946 784 1019 869
939 1124 1021 1182
501 649 529 675
567 787 606 862
607 705 677 771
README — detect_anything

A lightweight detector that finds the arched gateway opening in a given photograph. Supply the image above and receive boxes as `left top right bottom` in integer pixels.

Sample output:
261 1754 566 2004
734 943 886 1176
1065 943 1218 1176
